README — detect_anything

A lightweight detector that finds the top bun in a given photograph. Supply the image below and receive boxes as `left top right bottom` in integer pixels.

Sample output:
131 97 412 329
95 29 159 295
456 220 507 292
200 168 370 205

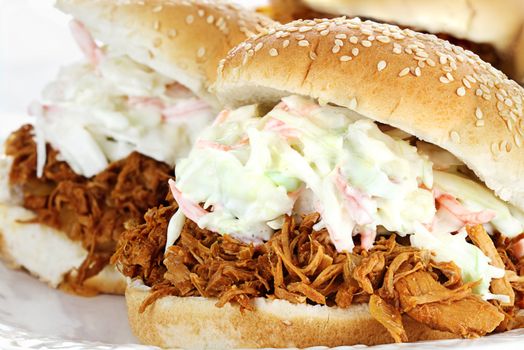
56 0 275 104
301 0 524 53
214 18 524 211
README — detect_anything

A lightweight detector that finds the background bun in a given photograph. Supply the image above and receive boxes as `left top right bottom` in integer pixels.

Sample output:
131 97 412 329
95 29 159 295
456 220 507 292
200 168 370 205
56 0 275 105
0 204 126 294
126 279 455 349
301 0 524 53
214 17 524 212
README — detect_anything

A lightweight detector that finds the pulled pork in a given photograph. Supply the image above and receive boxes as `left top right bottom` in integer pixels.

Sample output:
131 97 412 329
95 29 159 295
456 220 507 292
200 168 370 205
115 202 523 340
5 125 172 293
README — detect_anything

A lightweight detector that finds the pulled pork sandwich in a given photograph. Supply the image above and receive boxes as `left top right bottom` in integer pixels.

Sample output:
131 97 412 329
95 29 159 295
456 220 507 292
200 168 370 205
0 0 273 295
115 17 524 348
268 0 524 85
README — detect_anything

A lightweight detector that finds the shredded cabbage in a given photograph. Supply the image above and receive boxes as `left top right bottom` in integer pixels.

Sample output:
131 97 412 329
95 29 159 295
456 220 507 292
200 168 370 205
30 47 214 178
433 171 524 237
167 95 524 302
172 95 434 251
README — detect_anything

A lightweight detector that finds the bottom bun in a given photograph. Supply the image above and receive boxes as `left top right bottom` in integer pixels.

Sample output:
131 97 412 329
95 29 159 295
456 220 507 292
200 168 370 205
0 203 125 295
126 279 456 349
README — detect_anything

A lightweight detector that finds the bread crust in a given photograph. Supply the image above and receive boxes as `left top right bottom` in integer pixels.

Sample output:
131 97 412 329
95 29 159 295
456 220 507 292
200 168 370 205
56 0 275 105
215 18 524 212
301 0 524 52
126 280 455 349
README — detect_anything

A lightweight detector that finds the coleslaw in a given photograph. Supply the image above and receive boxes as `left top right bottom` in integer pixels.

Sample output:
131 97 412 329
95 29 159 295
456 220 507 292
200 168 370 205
29 20 214 178
167 95 524 301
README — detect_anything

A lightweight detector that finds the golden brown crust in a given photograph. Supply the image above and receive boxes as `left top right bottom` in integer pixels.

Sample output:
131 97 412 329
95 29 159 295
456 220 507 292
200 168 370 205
215 18 524 211
299 0 524 53
56 0 275 103
126 280 455 348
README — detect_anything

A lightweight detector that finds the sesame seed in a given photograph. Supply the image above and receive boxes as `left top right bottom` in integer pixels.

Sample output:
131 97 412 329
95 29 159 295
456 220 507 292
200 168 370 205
335 39 344 47
332 45 341 53
335 33 347 39
282 40 290 48
399 67 410 77
186 15 194 24
475 107 483 119
505 99 514 107
299 26 312 32
362 40 372 47
450 130 461 143
349 36 358 44
340 55 352 62
269 48 278 57
197 47 206 57
368 35 375 41
167 29 177 38
377 35 391 43
349 98 358 109
393 47 402 54
153 37 162 48
352 48 359 56
476 89 483 96
440 76 450 84
207 15 214 24
309 51 317 60
414 67 421 77
439 56 447 65
320 29 330 36
254 42 263 51
197 9 205 17
457 87 466 97
298 40 309 47
296 34 306 40
415 50 429 58
497 101 504 111
446 72 454 81
515 134 522 147
462 78 472 89
377 60 387 72
476 120 485 127
426 58 436 67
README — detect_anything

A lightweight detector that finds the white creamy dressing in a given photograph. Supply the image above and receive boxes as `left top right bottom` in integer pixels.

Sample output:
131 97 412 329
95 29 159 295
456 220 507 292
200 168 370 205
166 95 524 301
30 21 214 178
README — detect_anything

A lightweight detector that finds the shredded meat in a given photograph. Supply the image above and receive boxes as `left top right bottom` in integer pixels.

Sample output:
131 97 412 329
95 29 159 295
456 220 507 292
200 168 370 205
115 208 519 340
396 271 503 337
467 225 515 306
5 125 172 293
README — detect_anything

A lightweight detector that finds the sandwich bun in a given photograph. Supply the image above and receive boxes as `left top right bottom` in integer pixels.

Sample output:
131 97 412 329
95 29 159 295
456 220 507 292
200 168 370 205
126 279 455 349
127 17 524 347
300 0 524 54
216 17 524 211
0 0 274 295
56 0 274 105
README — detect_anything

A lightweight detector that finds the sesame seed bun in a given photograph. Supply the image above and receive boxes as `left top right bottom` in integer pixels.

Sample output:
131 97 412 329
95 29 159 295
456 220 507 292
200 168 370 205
214 18 524 212
56 0 275 105
126 279 455 349
300 0 524 53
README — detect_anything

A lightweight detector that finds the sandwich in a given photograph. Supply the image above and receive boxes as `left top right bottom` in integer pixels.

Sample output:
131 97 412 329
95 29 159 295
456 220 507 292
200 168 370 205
268 0 524 85
0 0 273 295
115 17 524 348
